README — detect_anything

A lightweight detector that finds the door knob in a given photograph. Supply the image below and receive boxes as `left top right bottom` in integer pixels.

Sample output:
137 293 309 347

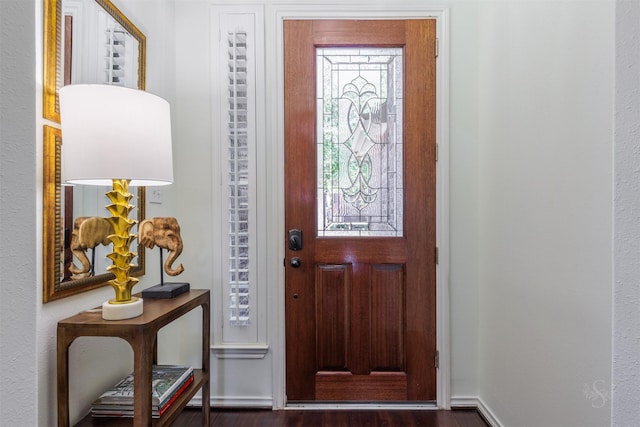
288 229 303 251
290 257 302 268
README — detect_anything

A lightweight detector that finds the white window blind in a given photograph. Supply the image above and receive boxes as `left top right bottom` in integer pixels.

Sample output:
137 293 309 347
227 29 251 326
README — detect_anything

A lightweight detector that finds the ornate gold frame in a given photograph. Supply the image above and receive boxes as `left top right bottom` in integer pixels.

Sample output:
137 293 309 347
43 0 61 122
42 0 147 302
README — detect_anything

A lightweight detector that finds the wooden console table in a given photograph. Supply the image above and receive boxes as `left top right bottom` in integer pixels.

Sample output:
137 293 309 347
57 289 210 427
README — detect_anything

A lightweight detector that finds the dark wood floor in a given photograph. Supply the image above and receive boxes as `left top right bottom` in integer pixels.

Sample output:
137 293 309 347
77 408 489 426
177 408 487 427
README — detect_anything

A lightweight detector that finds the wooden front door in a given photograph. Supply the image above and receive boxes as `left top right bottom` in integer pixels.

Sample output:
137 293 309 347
284 19 437 402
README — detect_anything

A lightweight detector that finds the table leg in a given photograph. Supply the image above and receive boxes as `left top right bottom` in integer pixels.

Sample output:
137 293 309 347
132 331 155 427
202 300 210 426
57 328 72 427
153 335 158 365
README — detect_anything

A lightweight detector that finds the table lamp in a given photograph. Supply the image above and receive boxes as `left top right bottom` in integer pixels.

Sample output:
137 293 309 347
59 84 173 320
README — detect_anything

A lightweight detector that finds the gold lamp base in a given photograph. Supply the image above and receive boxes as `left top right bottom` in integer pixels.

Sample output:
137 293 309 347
102 179 141 320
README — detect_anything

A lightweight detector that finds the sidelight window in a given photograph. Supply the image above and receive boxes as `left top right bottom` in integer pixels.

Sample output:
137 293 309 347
214 7 265 342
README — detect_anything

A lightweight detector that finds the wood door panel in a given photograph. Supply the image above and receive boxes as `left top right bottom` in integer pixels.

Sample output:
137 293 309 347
311 20 407 46
316 264 351 370
316 372 408 401
370 264 405 371
315 238 408 264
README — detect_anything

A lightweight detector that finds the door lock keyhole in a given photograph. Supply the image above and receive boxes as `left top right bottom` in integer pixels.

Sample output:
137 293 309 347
288 229 303 251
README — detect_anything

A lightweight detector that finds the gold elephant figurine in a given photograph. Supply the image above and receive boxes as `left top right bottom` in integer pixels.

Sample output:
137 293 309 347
69 216 114 279
138 217 184 276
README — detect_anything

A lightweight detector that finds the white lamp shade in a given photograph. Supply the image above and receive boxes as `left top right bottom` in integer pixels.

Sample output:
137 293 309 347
59 84 174 186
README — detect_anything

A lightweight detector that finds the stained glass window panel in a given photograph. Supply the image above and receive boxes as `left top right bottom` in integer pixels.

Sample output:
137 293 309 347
316 47 403 237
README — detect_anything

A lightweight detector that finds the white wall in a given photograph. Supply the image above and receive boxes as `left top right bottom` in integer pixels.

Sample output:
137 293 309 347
476 1 613 426
612 1 640 425
448 0 481 399
0 0 38 425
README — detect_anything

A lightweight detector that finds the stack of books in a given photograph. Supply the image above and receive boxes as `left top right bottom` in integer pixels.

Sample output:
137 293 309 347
91 365 194 418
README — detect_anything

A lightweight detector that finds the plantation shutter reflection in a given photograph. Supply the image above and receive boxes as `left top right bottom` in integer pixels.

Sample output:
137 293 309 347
104 25 125 85
98 10 138 88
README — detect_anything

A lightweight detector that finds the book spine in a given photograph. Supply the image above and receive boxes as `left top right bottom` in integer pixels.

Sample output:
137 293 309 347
158 375 194 416
156 367 194 405
157 372 193 407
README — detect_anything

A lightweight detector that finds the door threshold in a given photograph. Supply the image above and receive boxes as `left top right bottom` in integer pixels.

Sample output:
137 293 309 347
285 402 438 410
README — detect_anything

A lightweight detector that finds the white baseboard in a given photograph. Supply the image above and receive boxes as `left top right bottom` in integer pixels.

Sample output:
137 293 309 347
450 396 480 408
190 394 500 425
451 396 503 427
187 396 273 409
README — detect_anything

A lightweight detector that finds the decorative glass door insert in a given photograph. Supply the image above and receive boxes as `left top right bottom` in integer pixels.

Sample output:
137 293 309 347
317 47 403 237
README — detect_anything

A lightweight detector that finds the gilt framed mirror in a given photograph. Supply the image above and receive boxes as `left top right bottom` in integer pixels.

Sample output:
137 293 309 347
43 0 147 302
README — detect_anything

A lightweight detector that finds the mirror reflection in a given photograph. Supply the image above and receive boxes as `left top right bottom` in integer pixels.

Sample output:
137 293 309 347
62 0 141 89
43 0 147 302
63 185 141 282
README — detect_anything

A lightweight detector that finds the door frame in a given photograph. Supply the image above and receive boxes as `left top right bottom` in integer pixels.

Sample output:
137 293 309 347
268 5 450 409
